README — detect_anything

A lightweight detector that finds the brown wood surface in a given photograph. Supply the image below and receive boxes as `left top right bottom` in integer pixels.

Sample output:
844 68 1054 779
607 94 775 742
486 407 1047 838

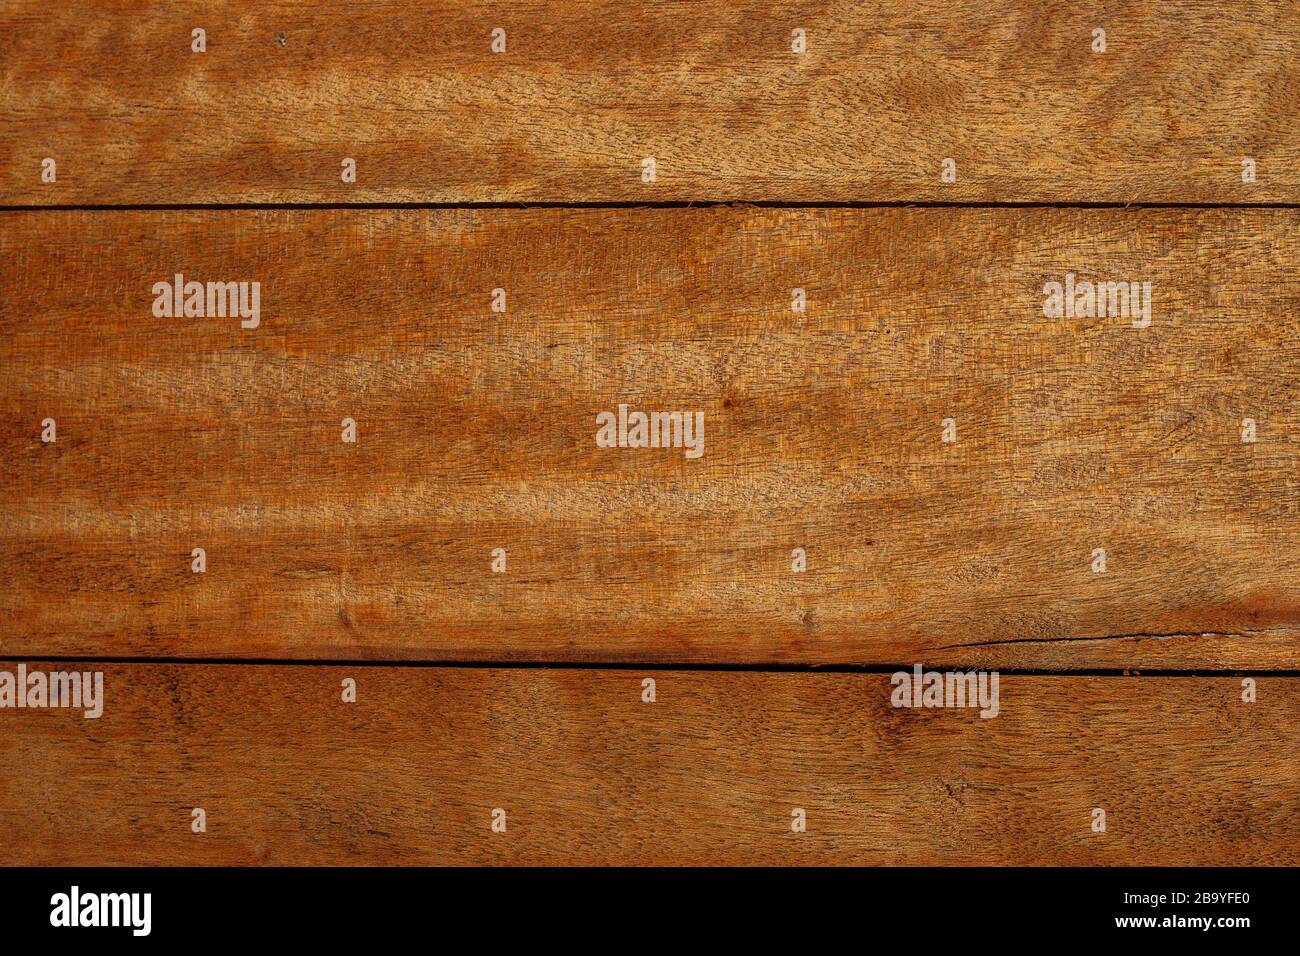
1 664 1293 866
5 206 1300 668
5 0 1297 880
2 1 1297 205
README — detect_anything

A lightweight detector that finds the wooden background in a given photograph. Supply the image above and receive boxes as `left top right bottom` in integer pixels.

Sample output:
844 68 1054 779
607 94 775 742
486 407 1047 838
6 666 1297 866
4 207 1300 669
1 1 1297 866
2 0 1297 204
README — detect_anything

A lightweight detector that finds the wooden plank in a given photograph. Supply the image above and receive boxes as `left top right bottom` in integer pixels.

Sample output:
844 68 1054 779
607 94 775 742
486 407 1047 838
4 206 1300 668
2 1 1297 205
0 664 1294 865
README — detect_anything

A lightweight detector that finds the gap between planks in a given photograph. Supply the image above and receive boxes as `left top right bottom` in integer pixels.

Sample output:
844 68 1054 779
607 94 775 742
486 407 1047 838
1 656 1296 678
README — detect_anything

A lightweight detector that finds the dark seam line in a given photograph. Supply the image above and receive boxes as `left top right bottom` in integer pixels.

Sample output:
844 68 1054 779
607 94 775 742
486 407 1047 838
0 656 1295 677
3 200 1300 212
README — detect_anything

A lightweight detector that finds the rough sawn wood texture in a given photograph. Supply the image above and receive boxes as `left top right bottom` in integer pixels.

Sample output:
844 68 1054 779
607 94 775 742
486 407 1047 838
1 665 1294 866
3 206 1299 668
1 0 1296 204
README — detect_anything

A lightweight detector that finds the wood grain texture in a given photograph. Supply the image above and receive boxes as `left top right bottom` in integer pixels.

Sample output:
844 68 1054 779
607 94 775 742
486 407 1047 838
5 206 1300 668
0 664 1294 865
2 0 1297 204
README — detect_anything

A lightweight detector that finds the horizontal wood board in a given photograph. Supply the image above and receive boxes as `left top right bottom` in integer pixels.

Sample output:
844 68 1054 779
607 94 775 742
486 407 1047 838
1 664 1294 865
1 1 1298 204
4 206 1300 668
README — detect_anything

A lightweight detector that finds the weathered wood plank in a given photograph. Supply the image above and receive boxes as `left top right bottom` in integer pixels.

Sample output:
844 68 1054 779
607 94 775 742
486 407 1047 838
2 1 1297 204
3 206 1300 668
0 664 1293 865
